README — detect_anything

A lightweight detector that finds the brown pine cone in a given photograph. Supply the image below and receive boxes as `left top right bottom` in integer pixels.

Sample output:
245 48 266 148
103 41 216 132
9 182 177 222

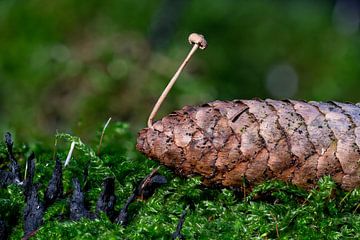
137 99 360 190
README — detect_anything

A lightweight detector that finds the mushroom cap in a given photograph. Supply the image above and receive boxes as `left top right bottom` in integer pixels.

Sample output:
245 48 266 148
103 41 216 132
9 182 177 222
188 33 207 49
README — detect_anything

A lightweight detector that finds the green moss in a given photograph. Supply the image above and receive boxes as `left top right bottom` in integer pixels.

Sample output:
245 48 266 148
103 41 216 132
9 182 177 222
0 122 359 239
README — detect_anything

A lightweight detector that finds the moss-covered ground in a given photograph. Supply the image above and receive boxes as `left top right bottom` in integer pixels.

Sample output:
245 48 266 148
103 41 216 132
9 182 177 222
0 122 359 239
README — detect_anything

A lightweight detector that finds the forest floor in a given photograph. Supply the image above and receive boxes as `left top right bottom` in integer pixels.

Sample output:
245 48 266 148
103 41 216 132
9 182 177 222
0 122 359 239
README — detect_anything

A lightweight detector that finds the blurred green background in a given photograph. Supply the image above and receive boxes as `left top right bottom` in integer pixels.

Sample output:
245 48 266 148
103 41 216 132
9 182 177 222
1 0 360 142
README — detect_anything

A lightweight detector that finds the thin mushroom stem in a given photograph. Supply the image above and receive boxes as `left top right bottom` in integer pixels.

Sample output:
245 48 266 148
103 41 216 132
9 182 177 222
97 117 112 156
64 141 76 167
147 33 207 128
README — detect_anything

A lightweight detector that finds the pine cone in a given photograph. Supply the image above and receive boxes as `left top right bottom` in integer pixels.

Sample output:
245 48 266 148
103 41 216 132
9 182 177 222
137 99 360 190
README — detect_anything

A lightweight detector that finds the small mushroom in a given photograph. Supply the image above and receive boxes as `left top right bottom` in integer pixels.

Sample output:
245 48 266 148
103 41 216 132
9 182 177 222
147 33 208 128
188 33 207 49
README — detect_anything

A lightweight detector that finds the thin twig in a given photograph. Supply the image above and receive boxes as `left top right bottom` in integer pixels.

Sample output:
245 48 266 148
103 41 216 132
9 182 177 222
97 117 112 155
172 208 188 240
22 229 39 240
140 167 160 192
147 33 207 128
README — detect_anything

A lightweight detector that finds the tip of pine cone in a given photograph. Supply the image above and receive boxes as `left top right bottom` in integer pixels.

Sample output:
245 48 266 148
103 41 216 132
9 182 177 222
136 128 150 155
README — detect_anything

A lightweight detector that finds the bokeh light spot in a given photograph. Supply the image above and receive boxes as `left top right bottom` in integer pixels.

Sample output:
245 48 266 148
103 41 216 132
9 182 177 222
265 63 299 99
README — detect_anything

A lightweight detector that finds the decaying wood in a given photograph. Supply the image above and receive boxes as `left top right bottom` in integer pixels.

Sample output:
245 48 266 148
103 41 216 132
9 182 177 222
23 184 44 237
5 132 21 184
137 99 360 190
96 177 116 221
44 157 63 207
70 178 93 221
